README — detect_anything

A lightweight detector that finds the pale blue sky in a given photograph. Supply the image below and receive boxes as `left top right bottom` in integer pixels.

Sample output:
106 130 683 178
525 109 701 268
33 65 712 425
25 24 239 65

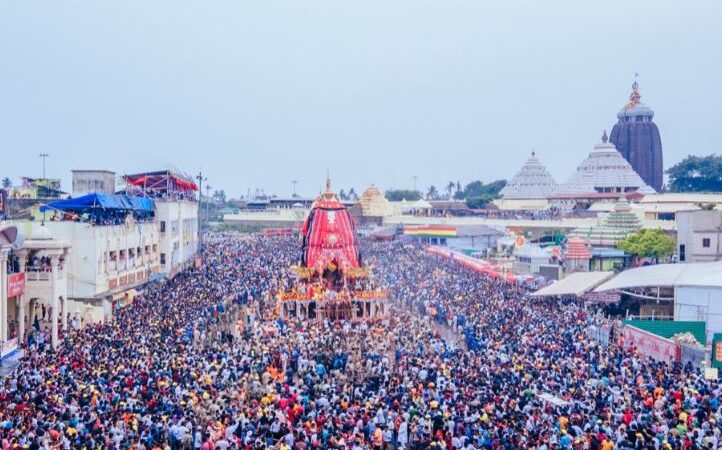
1 0 721 197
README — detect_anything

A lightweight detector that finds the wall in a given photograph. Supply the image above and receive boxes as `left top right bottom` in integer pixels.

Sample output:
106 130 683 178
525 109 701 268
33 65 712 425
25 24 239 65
677 210 722 263
675 285 722 343
42 221 160 299
156 200 198 277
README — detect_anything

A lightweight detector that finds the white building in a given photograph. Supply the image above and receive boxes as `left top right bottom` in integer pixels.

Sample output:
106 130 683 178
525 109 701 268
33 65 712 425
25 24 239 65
596 262 722 343
122 170 200 277
156 199 199 277
72 170 116 197
676 210 722 263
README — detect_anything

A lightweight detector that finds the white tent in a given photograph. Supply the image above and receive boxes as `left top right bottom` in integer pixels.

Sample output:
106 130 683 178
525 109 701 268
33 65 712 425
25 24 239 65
595 262 722 292
532 271 615 297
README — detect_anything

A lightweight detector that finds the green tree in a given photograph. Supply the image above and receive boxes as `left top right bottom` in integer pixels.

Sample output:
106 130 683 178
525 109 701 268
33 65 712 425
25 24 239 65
666 154 722 192
384 189 422 201
617 228 676 262
347 188 358 201
338 189 348 201
453 179 507 200
426 185 439 200
446 181 455 199
1 177 11 189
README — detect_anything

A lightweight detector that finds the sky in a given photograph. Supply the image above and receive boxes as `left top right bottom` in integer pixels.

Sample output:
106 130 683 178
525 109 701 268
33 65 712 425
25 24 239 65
1 0 721 198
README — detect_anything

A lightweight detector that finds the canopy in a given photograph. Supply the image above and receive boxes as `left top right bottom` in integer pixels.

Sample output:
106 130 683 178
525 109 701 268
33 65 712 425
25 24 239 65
595 262 722 291
40 193 155 213
532 271 615 297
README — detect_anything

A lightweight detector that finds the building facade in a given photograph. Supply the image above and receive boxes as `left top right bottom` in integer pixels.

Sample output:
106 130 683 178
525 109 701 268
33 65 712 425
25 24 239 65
677 210 722 263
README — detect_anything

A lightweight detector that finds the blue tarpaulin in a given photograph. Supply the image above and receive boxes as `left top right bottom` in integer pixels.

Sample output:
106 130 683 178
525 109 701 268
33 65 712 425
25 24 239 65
40 194 154 213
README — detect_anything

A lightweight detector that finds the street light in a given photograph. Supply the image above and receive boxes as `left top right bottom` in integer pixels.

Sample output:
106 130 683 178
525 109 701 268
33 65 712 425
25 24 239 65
195 171 207 258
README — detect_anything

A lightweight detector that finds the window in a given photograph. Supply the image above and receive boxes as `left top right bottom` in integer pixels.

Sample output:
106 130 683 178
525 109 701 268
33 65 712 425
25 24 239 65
160 253 166 265
160 221 166 233
679 244 685 262
703 238 711 248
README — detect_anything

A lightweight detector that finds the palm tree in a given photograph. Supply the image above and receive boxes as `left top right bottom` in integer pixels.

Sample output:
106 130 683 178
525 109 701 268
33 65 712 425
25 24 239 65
1 177 11 189
426 185 439 200
446 181 455 199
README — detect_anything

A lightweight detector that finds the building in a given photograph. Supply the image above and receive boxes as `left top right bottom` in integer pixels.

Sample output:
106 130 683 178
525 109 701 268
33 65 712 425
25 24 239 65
497 151 557 210
8 177 65 200
513 245 551 274
123 170 199 277
610 80 664 191
677 210 722 262
350 185 395 226
35 193 159 318
402 225 502 252
564 237 592 272
570 200 642 247
637 193 722 221
550 132 655 209
72 170 116 197
595 261 722 343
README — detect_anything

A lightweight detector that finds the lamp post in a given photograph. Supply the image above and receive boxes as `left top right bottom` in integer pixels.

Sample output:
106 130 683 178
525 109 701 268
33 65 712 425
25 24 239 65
195 171 207 258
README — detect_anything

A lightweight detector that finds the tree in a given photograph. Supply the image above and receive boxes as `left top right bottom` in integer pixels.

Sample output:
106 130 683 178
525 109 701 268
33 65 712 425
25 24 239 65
213 190 227 204
666 154 722 193
338 189 348 201
453 179 507 200
617 228 676 262
426 185 439 200
384 189 422 201
347 188 358 201
1 177 10 189
446 181 455 199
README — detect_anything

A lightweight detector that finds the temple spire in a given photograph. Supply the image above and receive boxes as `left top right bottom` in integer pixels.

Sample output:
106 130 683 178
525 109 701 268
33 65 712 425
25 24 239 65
601 129 608 143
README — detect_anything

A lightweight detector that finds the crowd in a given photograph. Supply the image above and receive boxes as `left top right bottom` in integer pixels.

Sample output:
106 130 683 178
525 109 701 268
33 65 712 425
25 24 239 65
0 234 720 450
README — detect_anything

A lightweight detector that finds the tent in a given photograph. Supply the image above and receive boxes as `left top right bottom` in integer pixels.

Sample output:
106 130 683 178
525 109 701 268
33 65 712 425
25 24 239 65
40 193 155 213
532 271 615 297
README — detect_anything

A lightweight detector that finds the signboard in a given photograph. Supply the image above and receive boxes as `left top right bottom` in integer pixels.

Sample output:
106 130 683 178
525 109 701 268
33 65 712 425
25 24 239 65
584 291 621 303
7 272 25 297
0 338 18 359
705 368 719 380
514 235 526 248
622 325 680 362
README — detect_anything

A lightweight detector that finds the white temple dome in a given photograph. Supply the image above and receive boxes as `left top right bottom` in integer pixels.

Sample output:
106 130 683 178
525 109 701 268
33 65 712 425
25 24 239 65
500 151 558 200
555 131 656 196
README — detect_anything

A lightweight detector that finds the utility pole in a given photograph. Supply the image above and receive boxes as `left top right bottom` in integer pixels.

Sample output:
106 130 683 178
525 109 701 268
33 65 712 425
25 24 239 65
292 180 298 198
413 175 418 192
39 153 49 224
195 171 207 258
205 185 212 225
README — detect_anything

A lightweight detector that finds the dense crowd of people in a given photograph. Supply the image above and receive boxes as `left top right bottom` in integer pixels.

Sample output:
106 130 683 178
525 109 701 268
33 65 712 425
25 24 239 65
1 234 720 449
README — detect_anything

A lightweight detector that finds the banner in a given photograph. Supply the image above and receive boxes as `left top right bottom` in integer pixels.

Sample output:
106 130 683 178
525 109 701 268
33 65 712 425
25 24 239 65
622 325 680 362
0 338 18 358
7 272 25 297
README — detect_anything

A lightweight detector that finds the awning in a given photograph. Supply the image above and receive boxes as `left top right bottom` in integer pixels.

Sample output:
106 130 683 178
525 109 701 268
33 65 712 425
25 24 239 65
40 193 155 213
532 271 615 297
595 262 722 292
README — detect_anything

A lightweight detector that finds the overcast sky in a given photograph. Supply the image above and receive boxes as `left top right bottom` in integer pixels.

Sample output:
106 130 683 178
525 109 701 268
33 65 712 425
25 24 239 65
1 0 721 198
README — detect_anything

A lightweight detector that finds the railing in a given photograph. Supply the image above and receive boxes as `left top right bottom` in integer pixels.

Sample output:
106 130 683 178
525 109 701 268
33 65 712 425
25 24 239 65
24 269 64 281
